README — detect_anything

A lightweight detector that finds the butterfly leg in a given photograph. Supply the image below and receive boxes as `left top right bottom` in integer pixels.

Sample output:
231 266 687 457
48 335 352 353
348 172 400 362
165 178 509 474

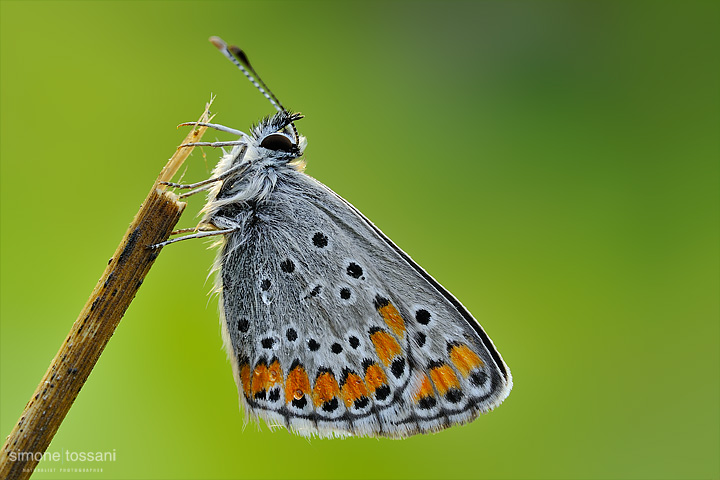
177 185 214 199
178 121 247 137
149 227 236 249
179 140 246 148
162 146 248 198
170 225 218 235
162 161 246 190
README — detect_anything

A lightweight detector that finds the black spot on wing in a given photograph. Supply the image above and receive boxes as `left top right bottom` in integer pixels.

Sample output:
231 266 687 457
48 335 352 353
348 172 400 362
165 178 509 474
312 232 328 248
391 358 406 378
346 262 363 278
415 309 431 325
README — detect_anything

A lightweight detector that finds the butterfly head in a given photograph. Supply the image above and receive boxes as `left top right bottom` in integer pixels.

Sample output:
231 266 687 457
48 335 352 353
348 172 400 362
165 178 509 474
251 110 306 159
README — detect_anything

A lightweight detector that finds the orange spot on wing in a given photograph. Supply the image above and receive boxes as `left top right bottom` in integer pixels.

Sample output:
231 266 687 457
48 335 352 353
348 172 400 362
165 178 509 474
449 344 485 377
267 359 284 388
370 330 402 366
312 371 340 407
285 364 311 404
340 373 369 408
364 363 388 393
251 362 271 395
240 363 252 398
429 363 461 395
378 303 406 338
413 374 435 402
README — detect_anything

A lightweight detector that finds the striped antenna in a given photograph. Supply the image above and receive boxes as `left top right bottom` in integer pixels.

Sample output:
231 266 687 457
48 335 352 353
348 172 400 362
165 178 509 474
209 36 284 113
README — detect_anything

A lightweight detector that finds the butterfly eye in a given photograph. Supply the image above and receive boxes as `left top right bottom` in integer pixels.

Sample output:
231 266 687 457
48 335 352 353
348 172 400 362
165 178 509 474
260 132 294 152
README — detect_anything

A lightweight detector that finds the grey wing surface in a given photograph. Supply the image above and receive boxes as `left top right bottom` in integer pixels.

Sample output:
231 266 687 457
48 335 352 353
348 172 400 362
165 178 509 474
218 168 512 438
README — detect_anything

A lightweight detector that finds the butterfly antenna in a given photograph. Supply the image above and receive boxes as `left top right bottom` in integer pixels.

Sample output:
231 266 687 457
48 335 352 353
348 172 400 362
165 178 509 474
209 36 285 113
209 36 301 142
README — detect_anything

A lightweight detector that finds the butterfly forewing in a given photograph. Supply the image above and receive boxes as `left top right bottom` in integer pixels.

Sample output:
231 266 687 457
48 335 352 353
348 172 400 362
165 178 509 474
214 163 512 438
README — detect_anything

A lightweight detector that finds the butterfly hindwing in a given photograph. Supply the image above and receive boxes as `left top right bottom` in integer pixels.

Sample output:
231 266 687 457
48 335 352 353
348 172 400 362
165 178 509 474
216 166 512 438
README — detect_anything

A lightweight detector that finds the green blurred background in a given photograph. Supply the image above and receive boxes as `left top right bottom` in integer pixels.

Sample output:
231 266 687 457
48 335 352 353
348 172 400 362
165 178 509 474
1 1 718 479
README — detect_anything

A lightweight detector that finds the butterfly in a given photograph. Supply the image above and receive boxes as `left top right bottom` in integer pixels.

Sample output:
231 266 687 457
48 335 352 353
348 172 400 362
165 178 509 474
161 36 512 438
